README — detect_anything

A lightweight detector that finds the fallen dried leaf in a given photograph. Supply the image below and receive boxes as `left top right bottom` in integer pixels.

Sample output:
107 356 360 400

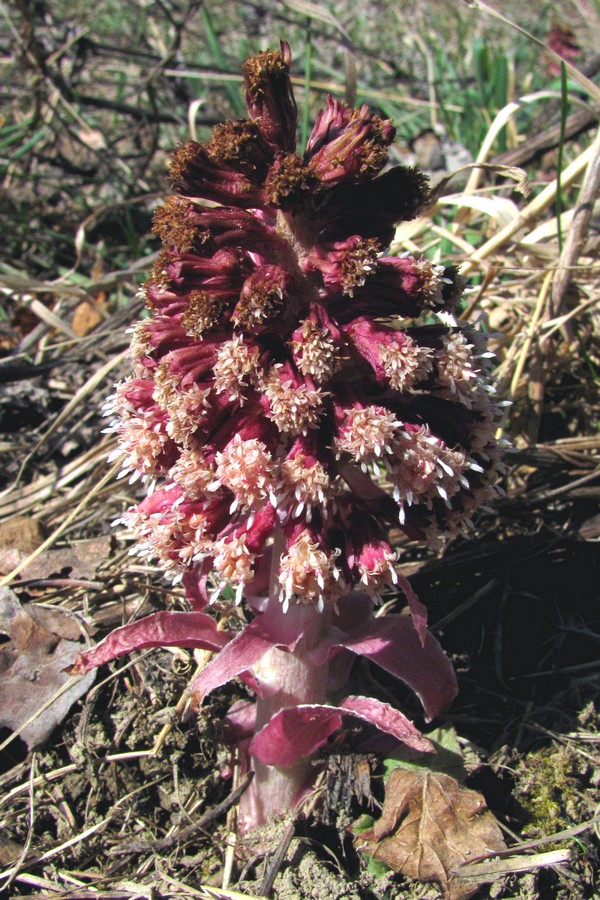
0 834 22 867
0 587 95 749
0 535 111 581
0 516 45 554
354 767 506 900
71 297 106 336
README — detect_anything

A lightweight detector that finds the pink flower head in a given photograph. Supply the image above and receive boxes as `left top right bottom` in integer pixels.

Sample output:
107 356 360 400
111 47 501 597
305 96 396 185
76 44 506 828
547 24 580 76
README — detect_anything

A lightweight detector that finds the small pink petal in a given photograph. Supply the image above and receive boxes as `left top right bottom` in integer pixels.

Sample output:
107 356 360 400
68 611 231 674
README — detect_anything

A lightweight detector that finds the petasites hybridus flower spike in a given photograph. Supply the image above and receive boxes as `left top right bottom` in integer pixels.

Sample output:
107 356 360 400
73 42 505 829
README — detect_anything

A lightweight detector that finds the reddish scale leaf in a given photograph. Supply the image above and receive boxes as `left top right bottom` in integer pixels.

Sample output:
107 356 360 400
249 695 432 766
68 611 231 674
189 598 314 704
338 616 458 721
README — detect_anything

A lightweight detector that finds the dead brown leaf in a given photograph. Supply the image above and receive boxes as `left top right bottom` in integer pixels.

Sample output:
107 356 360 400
0 834 22 867
0 516 45 555
0 587 95 749
71 298 106 336
354 767 506 900
0 535 111 581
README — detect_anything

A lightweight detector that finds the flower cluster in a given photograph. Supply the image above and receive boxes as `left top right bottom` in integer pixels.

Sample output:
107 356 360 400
74 44 505 828
104 43 502 612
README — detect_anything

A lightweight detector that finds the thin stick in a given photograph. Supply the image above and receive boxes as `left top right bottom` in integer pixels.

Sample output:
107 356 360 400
462 90 561 197
259 820 296 897
110 773 254 856
0 819 109 881
507 271 552 399
0 755 37 892
550 124 600 317
0 764 78 808
457 847 571 882
222 756 241 890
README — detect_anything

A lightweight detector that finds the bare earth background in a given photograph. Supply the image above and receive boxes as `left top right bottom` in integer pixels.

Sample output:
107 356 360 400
0 1 599 897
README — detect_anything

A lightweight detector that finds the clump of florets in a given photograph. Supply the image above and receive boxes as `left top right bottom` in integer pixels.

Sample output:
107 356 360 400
108 41 505 613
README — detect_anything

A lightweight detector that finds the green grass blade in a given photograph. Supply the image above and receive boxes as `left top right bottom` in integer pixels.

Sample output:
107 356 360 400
300 19 313 152
6 127 48 160
555 61 568 254
200 6 246 118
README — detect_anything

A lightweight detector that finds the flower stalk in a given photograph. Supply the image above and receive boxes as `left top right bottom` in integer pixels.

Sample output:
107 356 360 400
246 601 330 824
71 42 505 830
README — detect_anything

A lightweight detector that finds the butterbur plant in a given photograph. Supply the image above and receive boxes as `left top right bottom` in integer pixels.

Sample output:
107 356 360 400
71 43 505 830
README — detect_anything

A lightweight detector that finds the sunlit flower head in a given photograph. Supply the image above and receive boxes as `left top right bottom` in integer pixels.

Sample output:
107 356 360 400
110 42 504 611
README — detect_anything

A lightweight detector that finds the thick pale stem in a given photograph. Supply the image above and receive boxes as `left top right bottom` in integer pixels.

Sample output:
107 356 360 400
240 547 330 827
245 637 328 824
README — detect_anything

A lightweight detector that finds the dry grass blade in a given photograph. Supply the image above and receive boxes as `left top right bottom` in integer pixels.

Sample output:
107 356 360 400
0 441 116 519
0 460 120 587
200 888 267 899
0 763 79 807
541 294 600 344
0 818 110 883
0 756 37 893
459 143 596 275
161 873 266 899
281 0 352 43
0 274 88 299
429 163 529 206
110 773 253 856
498 270 551 400
0 774 166 884
456 805 600 883
456 848 571 883
72 196 160 272
520 210 575 247
26 349 128 455
493 104 599 168
462 91 558 196
19 299 79 341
